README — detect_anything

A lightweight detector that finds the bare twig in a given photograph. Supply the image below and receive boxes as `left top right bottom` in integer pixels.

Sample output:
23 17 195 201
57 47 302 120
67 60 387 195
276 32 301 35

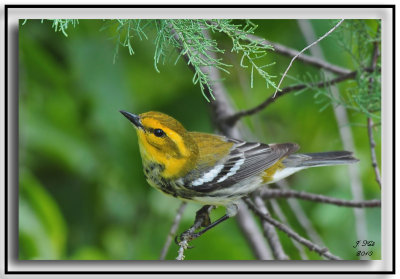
261 188 381 208
227 69 360 125
367 118 381 188
275 181 325 248
176 240 188 261
245 34 352 76
160 202 187 260
272 19 344 98
367 25 381 188
254 195 288 260
235 201 272 260
268 199 308 260
244 198 341 260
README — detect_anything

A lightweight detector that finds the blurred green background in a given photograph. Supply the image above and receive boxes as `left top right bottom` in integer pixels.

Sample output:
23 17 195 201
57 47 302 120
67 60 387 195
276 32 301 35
19 19 381 260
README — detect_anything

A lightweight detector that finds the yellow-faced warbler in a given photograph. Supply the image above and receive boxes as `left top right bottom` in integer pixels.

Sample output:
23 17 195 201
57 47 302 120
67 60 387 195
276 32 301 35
120 110 359 238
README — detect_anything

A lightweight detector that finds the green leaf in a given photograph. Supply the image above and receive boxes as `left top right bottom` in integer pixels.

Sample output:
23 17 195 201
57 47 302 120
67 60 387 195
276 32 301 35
19 169 67 259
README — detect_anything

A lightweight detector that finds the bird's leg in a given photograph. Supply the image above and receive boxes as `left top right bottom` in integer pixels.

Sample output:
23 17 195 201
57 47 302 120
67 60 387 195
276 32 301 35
195 204 214 227
177 205 214 244
191 203 238 239
191 214 230 238
177 204 238 243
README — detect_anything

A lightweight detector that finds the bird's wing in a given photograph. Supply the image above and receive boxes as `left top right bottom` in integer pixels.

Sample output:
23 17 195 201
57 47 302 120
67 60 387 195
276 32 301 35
186 136 299 192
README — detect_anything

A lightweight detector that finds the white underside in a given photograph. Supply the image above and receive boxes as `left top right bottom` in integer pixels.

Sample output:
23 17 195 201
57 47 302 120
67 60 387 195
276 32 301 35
267 167 305 184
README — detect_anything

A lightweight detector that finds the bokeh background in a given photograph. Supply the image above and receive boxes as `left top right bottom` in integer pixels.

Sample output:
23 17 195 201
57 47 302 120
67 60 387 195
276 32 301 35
19 19 381 260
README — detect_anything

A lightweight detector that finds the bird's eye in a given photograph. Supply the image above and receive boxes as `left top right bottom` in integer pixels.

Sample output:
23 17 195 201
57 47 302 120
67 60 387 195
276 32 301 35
153 129 165 137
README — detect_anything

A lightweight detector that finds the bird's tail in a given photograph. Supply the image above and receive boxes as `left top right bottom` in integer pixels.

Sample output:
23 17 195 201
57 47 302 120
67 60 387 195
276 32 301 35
283 151 359 168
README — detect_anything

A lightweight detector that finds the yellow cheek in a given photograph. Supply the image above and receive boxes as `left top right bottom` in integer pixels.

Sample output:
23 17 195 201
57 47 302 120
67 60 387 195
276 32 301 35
137 131 152 161
137 130 188 178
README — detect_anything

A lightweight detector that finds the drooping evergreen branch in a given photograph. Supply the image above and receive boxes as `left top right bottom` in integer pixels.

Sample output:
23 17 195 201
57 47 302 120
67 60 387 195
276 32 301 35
207 20 352 76
245 34 352 76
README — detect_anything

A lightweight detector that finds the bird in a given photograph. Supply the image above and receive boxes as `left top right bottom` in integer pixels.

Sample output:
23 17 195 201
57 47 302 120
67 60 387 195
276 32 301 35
120 110 359 239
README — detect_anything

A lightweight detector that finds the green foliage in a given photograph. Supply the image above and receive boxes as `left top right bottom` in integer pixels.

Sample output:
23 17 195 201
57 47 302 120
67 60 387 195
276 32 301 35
43 19 80 37
309 20 381 120
207 20 276 89
113 19 277 101
19 170 67 259
19 19 381 261
36 19 276 102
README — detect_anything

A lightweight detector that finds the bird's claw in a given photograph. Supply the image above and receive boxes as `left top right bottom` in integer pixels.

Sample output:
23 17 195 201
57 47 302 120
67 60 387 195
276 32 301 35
174 230 201 249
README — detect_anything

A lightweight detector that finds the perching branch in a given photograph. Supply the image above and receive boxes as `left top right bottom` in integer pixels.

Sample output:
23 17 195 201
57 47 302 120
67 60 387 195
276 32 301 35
160 202 187 260
272 19 344 99
260 188 381 208
176 205 215 260
244 198 342 260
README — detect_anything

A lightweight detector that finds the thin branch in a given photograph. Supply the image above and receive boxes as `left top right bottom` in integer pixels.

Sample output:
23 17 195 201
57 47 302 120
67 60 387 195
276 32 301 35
367 24 381 188
268 199 308 260
176 240 188 260
254 195 288 260
160 202 187 260
207 20 352 76
272 19 344 98
227 69 360 125
235 201 272 260
274 181 325 248
244 198 342 260
176 205 214 260
261 189 381 208
367 118 381 188
246 33 352 76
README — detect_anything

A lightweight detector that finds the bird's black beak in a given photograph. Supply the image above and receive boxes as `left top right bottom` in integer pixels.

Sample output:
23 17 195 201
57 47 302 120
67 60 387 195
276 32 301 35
120 110 144 130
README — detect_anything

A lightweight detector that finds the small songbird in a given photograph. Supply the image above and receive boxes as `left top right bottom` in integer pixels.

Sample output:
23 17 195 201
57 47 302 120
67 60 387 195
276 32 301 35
120 110 359 237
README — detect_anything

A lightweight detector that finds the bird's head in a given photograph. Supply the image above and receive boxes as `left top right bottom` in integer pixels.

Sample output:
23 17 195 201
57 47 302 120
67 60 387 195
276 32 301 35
120 110 199 178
